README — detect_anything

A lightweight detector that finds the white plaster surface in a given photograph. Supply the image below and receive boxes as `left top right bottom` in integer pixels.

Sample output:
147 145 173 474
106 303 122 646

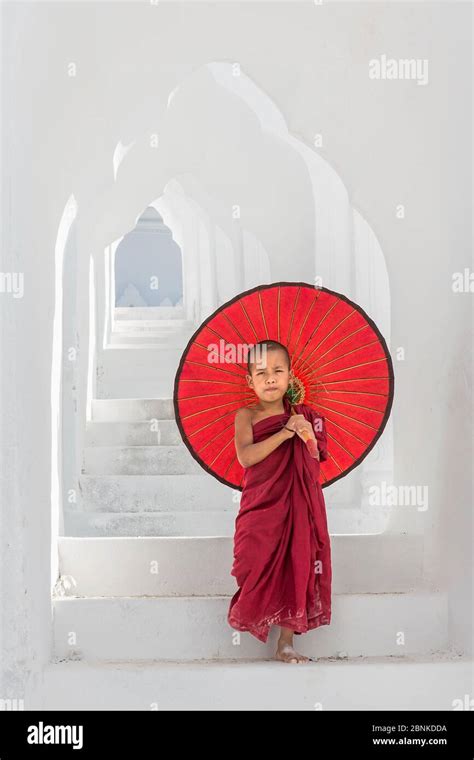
1 2 471 712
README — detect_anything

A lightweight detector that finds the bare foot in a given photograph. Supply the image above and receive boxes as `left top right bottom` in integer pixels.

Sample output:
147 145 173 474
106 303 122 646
275 641 311 664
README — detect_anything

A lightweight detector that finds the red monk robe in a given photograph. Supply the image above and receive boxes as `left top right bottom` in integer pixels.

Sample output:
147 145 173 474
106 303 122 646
228 394 331 643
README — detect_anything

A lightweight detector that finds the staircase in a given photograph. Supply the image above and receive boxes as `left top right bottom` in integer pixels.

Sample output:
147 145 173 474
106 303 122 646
55 533 448 662
49 307 463 710
69 397 235 537
97 306 194 398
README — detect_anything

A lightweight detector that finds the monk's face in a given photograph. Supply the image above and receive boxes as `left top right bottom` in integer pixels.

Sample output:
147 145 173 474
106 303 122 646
246 348 290 401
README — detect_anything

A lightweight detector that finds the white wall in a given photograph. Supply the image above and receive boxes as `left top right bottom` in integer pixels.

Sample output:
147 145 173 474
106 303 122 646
0 1 472 704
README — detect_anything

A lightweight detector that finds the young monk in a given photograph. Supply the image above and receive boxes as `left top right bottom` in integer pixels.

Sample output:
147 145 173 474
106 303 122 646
227 339 331 664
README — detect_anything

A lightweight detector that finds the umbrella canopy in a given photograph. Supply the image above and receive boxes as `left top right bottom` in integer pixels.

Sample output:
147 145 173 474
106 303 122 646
173 282 394 490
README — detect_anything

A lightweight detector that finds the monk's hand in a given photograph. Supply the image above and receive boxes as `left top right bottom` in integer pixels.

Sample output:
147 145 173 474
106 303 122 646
295 419 316 441
284 414 305 432
296 418 320 460
284 416 320 457
285 414 313 440
281 421 296 437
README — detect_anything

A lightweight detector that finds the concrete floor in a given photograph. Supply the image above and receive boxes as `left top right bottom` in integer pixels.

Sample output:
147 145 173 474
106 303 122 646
28 653 473 711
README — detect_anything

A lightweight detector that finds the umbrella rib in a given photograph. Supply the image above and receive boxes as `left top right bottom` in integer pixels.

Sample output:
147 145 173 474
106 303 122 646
223 452 238 479
181 398 253 421
292 290 322 359
322 439 361 474
184 359 247 380
314 388 389 398
258 291 269 338
312 395 386 415
181 378 251 388
315 449 343 479
208 436 235 467
197 418 236 454
197 330 251 373
286 287 301 347
179 391 255 401
313 401 380 432
313 339 384 374
325 451 344 474
188 417 233 438
186 403 254 437
315 413 372 452
292 298 339 372
239 301 258 341
292 305 355 374
277 287 280 342
309 375 390 387
297 323 370 373
221 311 248 344
307 356 388 381
323 418 372 447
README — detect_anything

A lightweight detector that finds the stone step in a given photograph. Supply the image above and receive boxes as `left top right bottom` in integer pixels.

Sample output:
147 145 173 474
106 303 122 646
112 319 194 332
77 471 392 535
91 398 175 422
66 508 393 537
98 347 183 368
97 379 176 399
85 420 182 446
104 342 187 350
108 333 190 346
64 510 236 537
57 535 423 596
78 474 234 511
82 445 201 475
35 655 470 710
66 508 391 538
97 352 181 398
328 506 390 534
114 307 185 320
52 591 448 661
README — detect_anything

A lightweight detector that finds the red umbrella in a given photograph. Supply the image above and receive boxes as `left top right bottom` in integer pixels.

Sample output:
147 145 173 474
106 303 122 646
173 282 394 490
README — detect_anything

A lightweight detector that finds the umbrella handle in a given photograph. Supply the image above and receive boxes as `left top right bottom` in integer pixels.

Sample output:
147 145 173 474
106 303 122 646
290 406 319 459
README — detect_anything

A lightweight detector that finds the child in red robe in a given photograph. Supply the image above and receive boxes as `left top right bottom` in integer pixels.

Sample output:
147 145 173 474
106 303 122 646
228 339 331 663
